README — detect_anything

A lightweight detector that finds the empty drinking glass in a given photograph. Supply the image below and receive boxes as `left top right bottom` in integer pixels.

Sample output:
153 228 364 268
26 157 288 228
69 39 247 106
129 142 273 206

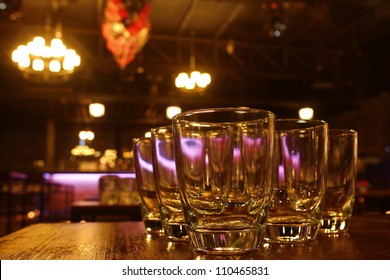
265 119 328 243
172 107 275 254
150 125 188 241
133 137 163 234
321 129 357 234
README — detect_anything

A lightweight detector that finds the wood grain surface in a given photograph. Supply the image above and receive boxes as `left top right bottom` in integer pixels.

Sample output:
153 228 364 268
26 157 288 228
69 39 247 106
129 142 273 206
0 215 389 260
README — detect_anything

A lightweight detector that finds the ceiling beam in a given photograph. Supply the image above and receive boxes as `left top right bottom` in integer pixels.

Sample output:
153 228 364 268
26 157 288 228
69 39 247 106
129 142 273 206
176 0 199 35
214 2 245 38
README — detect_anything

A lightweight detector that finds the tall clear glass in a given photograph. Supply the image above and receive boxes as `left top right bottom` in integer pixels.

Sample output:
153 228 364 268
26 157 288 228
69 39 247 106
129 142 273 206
321 129 357 234
265 119 328 243
151 126 188 241
172 107 275 255
133 137 163 234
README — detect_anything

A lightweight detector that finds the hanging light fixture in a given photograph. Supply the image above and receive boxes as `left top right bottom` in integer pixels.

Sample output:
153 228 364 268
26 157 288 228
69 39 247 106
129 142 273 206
175 32 211 93
101 0 151 69
299 107 314 120
175 71 211 92
144 131 151 138
166 106 182 119
11 36 80 82
89 103 105 118
11 0 80 83
71 130 96 157
79 130 95 142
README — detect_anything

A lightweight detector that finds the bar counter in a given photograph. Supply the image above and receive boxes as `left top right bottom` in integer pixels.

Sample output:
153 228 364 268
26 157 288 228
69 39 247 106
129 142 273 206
0 214 389 260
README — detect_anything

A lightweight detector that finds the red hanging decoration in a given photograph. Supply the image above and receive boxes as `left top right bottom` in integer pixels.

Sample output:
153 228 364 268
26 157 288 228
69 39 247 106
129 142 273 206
102 0 151 69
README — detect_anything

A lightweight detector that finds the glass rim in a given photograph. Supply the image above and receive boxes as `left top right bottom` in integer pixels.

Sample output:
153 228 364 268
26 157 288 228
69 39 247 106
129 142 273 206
275 118 328 131
328 128 357 136
172 107 275 124
150 125 173 135
132 137 151 144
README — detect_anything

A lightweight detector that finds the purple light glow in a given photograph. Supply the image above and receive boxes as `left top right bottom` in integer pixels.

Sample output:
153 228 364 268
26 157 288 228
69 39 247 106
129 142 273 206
243 136 262 147
281 135 301 174
138 156 153 173
155 141 177 174
43 172 135 183
278 165 285 182
180 138 205 160
43 172 135 201
233 147 241 160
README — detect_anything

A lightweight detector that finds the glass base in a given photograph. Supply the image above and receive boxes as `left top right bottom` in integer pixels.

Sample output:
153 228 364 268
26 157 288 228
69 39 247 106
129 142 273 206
144 219 164 234
164 223 189 241
264 222 320 243
320 216 351 234
187 228 264 255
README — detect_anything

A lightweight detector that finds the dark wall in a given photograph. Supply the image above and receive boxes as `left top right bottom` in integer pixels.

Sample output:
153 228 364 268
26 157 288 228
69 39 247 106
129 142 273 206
0 118 154 172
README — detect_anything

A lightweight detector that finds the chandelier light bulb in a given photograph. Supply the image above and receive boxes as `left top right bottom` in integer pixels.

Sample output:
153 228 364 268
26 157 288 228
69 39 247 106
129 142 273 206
63 59 75 71
49 60 61 72
19 57 30 68
198 73 211 88
31 37 45 56
184 79 195 90
32 59 44 71
175 73 188 88
190 71 201 80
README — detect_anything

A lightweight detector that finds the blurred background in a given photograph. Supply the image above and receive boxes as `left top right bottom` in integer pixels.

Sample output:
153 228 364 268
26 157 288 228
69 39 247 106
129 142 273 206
0 0 390 235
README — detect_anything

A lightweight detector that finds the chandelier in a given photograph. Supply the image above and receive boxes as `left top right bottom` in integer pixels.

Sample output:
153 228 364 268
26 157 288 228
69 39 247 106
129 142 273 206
175 70 211 92
11 35 80 83
71 130 96 157
175 33 211 93
11 0 80 83
102 0 151 69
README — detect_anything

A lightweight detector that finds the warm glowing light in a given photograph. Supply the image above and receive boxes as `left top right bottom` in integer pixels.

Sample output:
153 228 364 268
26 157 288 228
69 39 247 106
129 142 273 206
99 149 118 168
89 103 105 117
166 106 182 119
175 73 188 88
32 59 44 71
298 107 314 120
123 150 133 158
144 131 151 138
11 36 80 82
27 209 40 219
79 130 95 141
49 60 61 72
175 70 211 92
71 145 96 156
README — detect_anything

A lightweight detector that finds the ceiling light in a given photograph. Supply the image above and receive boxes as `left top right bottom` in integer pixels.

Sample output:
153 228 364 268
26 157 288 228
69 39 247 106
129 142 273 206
71 145 96 157
299 107 314 120
79 130 95 141
175 71 211 92
11 35 80 83
166 106 182 119
175 34 211 93
89 103 105 117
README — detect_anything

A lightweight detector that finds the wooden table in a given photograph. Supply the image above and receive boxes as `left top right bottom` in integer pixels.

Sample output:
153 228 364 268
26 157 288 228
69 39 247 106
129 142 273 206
0 214 389 260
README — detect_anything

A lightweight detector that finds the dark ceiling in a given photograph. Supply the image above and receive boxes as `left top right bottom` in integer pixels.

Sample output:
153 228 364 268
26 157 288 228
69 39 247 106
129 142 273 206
0 0 390 127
